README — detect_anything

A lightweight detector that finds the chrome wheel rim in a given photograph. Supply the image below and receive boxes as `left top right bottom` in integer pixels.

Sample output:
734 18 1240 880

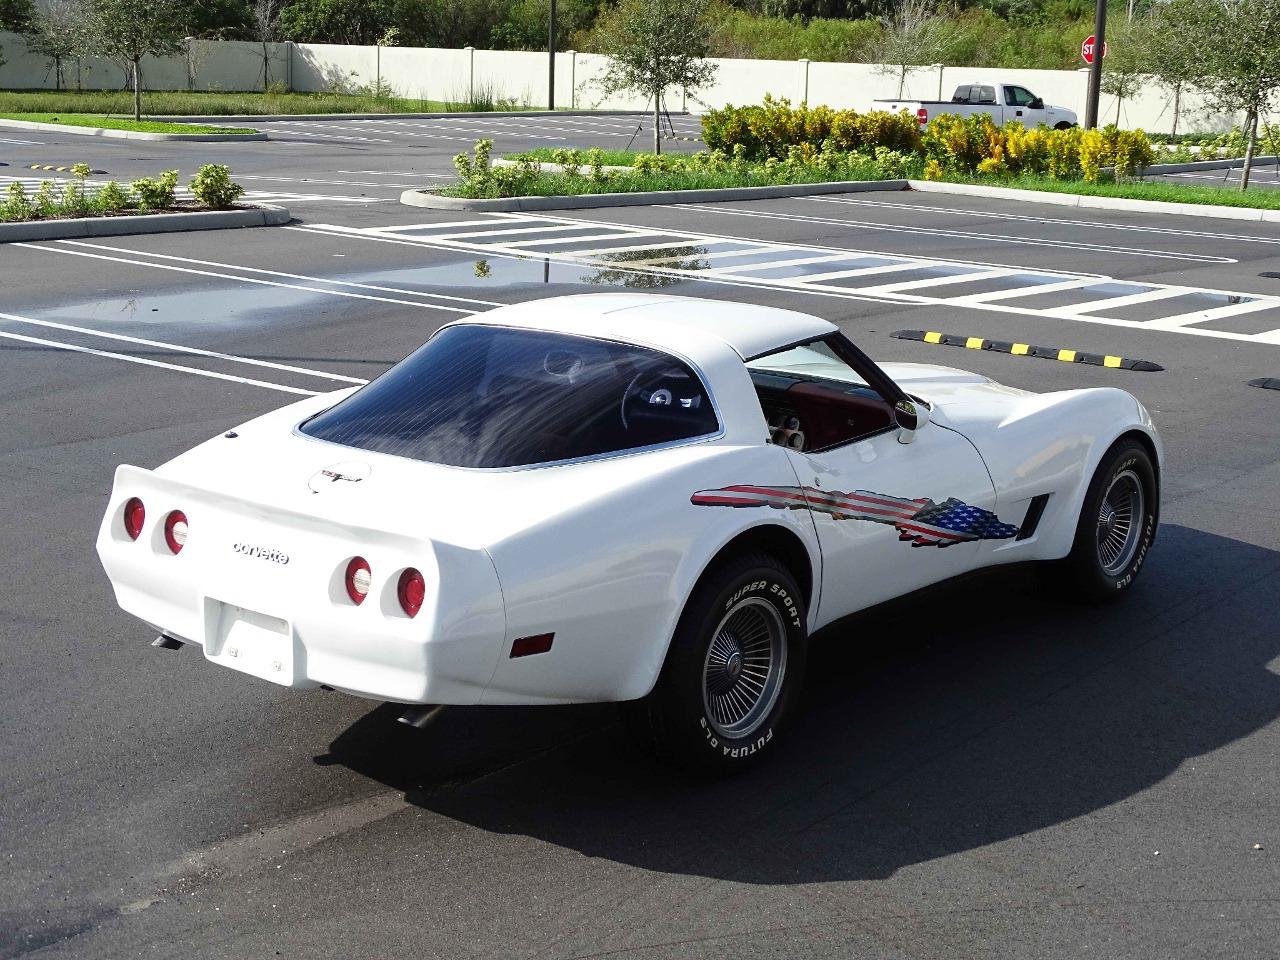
1097 468 1145 576
701 597 787 739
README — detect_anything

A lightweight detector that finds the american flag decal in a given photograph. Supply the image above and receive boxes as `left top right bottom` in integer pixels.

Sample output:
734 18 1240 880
690 485 1018 548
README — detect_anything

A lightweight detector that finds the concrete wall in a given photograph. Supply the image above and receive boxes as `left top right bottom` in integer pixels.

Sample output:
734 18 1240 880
2 30 1273 132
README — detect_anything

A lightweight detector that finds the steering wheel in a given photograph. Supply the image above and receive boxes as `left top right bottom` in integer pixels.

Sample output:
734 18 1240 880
620 373 678 430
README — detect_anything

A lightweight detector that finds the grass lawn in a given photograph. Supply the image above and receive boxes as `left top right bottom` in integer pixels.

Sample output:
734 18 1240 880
0 90 519 117
508 147 650 166
0 112 259 134
966 174 1280 210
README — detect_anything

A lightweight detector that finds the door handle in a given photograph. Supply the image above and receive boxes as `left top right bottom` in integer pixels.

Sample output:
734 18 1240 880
1016 110 1023 116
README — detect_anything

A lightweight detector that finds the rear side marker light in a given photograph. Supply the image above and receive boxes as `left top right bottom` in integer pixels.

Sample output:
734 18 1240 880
124 498 145 540
164 510 188 553
916 107 929 126
398 568 426 618
510 633 554 658
345 557 371 604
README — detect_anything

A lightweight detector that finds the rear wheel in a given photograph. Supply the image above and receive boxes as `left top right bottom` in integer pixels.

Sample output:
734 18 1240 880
1060 438 1157 601
628 552 807 773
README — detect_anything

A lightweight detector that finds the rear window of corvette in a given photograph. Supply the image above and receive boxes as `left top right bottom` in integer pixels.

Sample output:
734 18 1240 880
299 324 720 468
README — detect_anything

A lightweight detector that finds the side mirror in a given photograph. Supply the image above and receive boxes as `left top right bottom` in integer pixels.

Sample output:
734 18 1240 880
1030 97 1044 109
895 399 931 444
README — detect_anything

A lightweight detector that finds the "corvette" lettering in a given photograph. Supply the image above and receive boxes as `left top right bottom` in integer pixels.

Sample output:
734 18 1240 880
232 543 290 565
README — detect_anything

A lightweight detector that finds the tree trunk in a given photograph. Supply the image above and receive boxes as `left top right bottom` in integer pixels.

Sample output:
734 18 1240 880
132 60 141 122
1240 107 1257 192
1171 83 1180 137
897 66 906 99
262 42 272 90
54 56 62 92
653 92 661 155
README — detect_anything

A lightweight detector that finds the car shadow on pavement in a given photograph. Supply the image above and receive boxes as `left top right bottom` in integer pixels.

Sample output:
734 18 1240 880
319 523 1280 884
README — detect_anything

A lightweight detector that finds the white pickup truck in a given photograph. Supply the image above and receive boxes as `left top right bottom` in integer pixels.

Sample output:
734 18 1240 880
878 82 1078 130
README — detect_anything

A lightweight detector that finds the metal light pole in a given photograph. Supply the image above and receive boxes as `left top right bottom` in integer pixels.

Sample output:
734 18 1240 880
1083 0 1107 129
548 0 557 111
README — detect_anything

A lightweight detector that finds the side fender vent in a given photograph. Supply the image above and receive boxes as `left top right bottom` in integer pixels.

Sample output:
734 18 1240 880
1015 494 1050 542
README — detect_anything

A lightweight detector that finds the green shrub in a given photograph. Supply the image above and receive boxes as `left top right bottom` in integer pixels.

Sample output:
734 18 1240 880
703 96 921 160
131 170 179 211
0 182 34 221
94 181 131 213
189 164 244 209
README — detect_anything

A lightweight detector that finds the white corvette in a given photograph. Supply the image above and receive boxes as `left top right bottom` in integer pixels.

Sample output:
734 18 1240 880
98 293 1160 770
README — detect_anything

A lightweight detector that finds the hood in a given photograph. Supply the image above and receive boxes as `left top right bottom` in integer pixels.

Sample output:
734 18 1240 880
878 361 1034 406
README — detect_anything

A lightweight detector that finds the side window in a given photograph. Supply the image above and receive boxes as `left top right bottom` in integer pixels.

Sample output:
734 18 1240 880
1005 86 1036 106
977 85 997 104
746 338 896 453
953 85 970 103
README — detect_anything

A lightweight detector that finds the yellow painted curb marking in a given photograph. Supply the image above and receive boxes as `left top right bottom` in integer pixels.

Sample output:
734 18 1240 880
1057 349 1077 362
924 331 942 344
1103 355 1122 368
1011 343 1029 355
965 336 984 349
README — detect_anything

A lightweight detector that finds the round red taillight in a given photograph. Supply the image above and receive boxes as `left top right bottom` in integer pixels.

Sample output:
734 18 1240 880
397 568 425 618
164 510 188 554
124 497 145 540
345 557 371 604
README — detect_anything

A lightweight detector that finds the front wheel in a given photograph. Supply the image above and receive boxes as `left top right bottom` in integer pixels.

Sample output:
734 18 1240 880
1054 121 1075 130
627 552 808 773
1060 438 1158 601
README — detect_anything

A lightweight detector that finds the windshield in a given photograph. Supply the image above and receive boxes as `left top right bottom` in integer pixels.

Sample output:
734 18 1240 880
300 325 720 468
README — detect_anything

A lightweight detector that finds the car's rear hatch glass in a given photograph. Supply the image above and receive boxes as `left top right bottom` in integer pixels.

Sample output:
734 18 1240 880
299 324 720 468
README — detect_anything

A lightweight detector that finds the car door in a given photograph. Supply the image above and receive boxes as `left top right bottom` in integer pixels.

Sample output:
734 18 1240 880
1004 85 1046 126
746 337 998 626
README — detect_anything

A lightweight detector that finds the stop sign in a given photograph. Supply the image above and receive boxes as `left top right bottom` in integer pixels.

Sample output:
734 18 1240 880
1081 35 1109 64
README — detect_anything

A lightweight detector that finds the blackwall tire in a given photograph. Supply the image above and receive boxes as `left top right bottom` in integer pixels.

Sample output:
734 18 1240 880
1061 438 1158 602
628 552 808 773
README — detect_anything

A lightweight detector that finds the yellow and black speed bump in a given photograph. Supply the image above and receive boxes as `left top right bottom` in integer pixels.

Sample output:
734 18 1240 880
892 330 1164 371
29 164 107 174
1247 377 1280 391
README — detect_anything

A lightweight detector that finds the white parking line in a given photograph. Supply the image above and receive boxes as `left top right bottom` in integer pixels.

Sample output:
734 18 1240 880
809 195 1280 245
858 268 1016 295
670 203 1237 264
236 175 419 188
0 310 367 384
1144 298 1279 330
15 243 483 313
0 328 321 396
53 240 501 308
0 136 41 144
1069 288 1193 314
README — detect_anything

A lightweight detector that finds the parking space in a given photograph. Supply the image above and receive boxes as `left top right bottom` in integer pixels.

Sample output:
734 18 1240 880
4 115 1280 960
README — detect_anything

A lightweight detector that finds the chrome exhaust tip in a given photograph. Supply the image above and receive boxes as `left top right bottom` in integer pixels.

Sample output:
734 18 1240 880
397 704 446 729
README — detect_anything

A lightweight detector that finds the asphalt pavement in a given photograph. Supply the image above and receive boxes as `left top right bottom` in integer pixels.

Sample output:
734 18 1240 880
3 113 1280 960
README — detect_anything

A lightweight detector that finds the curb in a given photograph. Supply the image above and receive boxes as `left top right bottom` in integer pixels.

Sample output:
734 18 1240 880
906 179 1280 223
146 108 667 124
0 119 266 142
401 179 909 211
892 329 1163 372
0 204 290 243
1141 155 1280 175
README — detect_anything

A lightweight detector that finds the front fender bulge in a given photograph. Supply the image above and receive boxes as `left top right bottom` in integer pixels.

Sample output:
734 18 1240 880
480 444 819 705
941 387 1159 563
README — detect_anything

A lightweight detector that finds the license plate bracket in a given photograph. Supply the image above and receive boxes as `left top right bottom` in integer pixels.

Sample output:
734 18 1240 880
203 598 296 686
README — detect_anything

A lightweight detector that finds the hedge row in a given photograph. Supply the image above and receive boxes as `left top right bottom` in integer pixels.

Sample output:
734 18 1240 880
700 99 1157 183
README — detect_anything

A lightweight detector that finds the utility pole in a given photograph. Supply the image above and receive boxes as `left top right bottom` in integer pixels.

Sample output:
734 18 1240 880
548 0 557 110
1083 0 1107 129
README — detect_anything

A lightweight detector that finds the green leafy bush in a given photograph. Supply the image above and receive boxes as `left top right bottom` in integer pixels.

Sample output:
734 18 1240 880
189 164 244 209
0 182 34 221
130 170 179 211
94 181 131 213
702 96 922 159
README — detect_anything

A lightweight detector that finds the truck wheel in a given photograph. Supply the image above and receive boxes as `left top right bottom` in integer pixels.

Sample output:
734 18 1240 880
1055 121 1075 130
628 552 808 773
1059 438 1157 602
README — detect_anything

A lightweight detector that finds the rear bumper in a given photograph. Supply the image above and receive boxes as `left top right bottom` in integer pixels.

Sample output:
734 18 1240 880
98 464 508 705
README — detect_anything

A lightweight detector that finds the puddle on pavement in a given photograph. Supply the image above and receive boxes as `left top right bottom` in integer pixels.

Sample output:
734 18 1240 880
727 255 905 280
816 263 985 288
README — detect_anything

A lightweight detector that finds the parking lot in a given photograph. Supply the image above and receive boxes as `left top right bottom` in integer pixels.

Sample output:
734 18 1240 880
3 112 1280 960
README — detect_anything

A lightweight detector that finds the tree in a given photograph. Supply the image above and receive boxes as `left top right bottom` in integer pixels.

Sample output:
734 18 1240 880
1143 0 1200 135
868 0 955 98
22 0 88 91
0 0 34 30
251 0 285 88
593 0 718 154
1173 0 1280 190
1098 16 1150 126
88 0 190 120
